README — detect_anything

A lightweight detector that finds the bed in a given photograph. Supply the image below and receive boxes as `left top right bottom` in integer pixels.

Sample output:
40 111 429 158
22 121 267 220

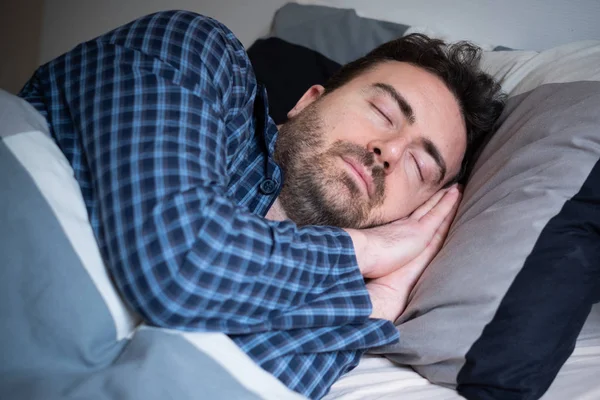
1 2 600 400
326 337 600 399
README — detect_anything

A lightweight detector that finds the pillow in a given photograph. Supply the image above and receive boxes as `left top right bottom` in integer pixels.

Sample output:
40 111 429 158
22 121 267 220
269 2 409 65
247 2 408 124
372 41 600 400
248 37 341 125
0 90 303 400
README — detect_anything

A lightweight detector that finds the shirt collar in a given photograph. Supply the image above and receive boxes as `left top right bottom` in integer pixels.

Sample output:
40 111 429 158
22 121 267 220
255 83 279 156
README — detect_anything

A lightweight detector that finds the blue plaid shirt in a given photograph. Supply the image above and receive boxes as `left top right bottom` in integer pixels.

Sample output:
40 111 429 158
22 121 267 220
19 11 399 399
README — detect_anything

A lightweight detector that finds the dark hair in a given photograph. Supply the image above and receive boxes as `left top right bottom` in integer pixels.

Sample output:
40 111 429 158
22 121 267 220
323 33 506 185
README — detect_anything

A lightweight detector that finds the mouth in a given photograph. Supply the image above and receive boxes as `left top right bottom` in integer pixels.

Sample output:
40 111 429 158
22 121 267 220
341 156 374 198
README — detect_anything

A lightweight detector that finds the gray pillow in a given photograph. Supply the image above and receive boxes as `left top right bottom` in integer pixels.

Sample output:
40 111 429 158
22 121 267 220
270 2 409 65
373 42 600 400
269 3 511 65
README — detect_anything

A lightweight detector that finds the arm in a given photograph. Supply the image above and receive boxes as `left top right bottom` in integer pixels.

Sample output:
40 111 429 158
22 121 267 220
60 11 385 336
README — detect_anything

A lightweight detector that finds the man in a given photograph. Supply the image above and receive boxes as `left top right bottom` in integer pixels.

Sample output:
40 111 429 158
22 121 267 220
19 10 504 399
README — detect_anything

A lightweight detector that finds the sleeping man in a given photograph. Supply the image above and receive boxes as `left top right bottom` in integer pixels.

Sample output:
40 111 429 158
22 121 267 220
19 10 505 400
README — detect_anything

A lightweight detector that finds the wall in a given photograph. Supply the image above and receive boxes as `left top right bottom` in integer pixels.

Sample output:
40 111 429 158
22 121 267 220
304 0 600 51
39 0 600 65
39 0 290 63
0 0 45 94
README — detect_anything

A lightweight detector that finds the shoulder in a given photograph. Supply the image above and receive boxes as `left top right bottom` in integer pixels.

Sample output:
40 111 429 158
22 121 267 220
97 10 256 110
100 11 248 74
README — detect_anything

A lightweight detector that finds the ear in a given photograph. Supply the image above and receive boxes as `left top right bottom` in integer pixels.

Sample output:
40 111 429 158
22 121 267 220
287 85 325 119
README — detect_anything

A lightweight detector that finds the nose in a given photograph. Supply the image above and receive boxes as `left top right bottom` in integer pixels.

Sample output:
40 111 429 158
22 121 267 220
367 136 406 175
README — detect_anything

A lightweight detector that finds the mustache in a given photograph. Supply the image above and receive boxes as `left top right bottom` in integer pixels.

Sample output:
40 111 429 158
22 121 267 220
328 141 386 202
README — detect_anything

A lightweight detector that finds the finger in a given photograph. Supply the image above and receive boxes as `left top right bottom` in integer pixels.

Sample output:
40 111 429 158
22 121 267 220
419 187 461 231
410 186 453 220
409 198 461 275
428 192 461 249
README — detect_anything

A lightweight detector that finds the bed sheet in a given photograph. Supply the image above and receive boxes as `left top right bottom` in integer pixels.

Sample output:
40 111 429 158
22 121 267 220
325 355 461 400
325 325 600 400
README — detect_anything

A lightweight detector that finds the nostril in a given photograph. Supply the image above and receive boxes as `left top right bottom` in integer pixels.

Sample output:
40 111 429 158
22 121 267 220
374 148 381 155
383 161 390 169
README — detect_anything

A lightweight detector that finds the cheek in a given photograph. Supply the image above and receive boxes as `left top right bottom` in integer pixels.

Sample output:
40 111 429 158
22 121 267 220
325 115 372 146
377 178 415 221
377 175 433 221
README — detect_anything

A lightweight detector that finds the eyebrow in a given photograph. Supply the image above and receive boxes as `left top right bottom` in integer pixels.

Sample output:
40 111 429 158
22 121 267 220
371 82 416 125
420 137 447 185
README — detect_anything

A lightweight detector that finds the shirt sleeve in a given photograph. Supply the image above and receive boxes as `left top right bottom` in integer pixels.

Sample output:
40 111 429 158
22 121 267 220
53 10 397 344
232 322 400 399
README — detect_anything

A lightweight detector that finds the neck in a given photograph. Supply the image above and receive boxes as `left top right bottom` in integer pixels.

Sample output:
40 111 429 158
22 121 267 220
265 198 288 222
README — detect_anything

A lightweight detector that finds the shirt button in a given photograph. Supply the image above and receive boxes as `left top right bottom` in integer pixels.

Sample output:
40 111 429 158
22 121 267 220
259 179 278 195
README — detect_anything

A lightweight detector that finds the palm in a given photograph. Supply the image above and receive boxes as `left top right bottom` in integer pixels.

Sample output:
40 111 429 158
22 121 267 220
366 189 461 322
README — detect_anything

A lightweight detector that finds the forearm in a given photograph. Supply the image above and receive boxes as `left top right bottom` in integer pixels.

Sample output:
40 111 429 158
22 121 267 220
344 228 374 276
108 190 375 333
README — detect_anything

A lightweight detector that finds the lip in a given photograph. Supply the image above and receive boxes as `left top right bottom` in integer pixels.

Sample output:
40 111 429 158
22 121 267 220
341 156 374 198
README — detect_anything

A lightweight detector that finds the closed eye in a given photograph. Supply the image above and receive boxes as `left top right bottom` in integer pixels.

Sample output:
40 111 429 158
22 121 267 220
410 153 424 182
370 103 393 125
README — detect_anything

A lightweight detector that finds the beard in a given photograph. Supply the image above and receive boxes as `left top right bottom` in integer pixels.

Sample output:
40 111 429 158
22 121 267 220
274 101 386 229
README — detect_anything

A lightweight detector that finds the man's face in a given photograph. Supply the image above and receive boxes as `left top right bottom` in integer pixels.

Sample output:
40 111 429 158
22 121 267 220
275 61 466 228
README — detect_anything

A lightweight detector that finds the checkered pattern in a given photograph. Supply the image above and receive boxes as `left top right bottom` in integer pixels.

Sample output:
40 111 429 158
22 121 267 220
19 11 399 399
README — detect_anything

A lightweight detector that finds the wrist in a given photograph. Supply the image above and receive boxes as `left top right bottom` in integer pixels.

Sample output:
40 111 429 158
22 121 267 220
366 282 400 322
345 228 373 277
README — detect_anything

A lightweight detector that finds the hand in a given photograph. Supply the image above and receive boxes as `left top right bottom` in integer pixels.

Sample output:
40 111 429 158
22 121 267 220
346 185 461 279
366 189 461 321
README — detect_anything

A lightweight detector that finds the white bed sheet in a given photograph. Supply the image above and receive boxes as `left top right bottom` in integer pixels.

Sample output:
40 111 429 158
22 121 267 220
325 355 462 400
325 326 600 400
